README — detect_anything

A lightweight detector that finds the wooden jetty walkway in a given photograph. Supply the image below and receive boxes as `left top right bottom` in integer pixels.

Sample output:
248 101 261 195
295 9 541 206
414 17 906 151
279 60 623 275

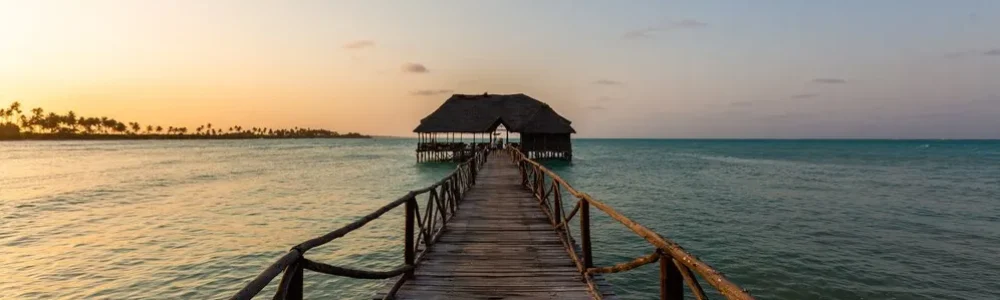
380 151 610 299
231 148 754 300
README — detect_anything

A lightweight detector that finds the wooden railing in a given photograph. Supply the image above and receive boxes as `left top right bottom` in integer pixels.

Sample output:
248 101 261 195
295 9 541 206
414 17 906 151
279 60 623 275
230 148 490 300
507 147 755 300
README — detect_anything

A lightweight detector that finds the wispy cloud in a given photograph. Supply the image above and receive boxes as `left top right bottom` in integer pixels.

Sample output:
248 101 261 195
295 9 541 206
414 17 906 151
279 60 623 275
624 19 707 39
791 93 819 99
343 40 375 50
944 49 1000 58
585 105 607 110
730 101 753 107
597 96 615 102
402 63 429 73
410 89 453 96
944 50 976 59
812 78 847 84
593 79 623 86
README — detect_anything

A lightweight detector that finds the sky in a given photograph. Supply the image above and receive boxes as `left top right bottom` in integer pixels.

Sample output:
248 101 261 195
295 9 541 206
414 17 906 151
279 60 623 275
1 0 999 138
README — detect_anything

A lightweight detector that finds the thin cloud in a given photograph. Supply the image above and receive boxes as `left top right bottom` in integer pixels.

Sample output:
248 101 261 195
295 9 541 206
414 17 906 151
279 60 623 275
730 101 753 107
812 78 847 84
402 63 428 73
593 79 623 86
597 96 615 102
623 19 707 39
623 27 661 39
410 89 453 96
944 51 976 59
585 105 607 110
791 94 819 99
674 19 708 28
985 49 1000 56
343 40 375 49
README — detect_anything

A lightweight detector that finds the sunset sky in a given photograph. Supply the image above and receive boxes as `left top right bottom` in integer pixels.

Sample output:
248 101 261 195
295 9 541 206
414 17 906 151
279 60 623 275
2 1 999 138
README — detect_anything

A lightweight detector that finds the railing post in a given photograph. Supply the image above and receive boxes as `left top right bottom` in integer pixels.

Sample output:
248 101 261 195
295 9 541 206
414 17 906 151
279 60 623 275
289 263 303 300
553 184 562 225
470 158 477 184
404 196 416 279
274 261 304 300
659 251 683 300
580 199 593 268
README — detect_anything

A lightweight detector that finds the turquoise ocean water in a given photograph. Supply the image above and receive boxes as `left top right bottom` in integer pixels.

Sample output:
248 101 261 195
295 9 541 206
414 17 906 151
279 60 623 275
2 139 998 299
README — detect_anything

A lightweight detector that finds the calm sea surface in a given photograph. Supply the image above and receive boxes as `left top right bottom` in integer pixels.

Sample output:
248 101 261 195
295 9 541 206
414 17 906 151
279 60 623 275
2 139 998 299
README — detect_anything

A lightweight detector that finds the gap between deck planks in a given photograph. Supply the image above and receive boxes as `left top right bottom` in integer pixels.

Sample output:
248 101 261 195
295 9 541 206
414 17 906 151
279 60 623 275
377 151 615 300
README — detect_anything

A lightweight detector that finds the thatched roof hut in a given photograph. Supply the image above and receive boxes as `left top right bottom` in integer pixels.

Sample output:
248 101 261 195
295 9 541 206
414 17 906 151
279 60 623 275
414 93 575 134
415 93 574 161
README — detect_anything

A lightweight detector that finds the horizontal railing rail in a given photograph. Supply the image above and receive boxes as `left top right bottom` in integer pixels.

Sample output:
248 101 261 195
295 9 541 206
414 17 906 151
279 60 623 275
507 147 755 300
230 147 490 300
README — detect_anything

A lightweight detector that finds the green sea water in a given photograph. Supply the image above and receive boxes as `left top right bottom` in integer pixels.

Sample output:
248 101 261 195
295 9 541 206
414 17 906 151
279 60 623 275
2 139 998 299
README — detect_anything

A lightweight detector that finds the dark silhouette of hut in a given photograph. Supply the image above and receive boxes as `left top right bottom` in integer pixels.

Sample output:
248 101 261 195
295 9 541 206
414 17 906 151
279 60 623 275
414 93 575 161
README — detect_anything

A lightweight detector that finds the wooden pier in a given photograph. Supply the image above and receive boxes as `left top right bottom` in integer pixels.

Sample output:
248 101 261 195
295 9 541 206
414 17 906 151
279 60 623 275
378 150 612 299
232 148 754 300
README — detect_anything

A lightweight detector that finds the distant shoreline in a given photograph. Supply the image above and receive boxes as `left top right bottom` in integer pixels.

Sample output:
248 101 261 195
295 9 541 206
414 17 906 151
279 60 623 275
0 133 371 141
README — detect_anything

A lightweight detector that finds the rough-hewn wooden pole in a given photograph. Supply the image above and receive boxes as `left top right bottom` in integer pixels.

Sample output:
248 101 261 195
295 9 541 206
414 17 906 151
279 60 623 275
289 264 303 300
581 200 593 268
553 184 562 225
404 196 415 279
275 261 304 300
659 253 683 300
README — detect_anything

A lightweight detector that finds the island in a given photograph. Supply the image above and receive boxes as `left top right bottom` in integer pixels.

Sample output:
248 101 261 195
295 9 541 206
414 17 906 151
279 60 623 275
0 101 370 140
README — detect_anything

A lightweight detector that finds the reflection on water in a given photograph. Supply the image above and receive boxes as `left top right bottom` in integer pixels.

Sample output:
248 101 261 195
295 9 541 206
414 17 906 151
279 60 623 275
1 139 448 299
2 139 999 299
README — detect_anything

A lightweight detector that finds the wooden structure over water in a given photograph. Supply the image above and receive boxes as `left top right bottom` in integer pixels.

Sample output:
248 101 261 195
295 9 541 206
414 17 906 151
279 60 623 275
232 148 754 300
414 93 575 162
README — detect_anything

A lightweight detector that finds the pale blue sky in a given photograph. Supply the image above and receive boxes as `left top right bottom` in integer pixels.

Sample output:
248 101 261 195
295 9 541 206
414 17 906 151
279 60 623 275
2 1 999 138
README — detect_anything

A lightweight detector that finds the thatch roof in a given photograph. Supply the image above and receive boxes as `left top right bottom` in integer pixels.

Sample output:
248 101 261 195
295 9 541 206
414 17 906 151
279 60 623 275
414 93 575 134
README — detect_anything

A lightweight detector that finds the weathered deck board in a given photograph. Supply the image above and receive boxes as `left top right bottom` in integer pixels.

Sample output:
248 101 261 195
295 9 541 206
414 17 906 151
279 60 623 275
380 152 613 299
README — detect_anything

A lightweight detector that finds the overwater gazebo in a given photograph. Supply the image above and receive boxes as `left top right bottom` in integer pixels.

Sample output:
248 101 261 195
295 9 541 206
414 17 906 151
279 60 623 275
414 93 575 162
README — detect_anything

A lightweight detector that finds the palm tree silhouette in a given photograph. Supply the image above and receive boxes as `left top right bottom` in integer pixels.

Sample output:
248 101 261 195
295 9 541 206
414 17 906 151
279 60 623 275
65 111 78 132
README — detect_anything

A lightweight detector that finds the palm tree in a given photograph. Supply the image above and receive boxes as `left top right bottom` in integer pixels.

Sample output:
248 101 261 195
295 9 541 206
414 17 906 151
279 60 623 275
2 101 21 125
146 125 153 134
78 117 93 133
19 115 30 133
65 111 78 132
30 108 43 132
156 126 163 134
114 122 127 134
44 113 61 133
130 122 141 134
101 117 113 134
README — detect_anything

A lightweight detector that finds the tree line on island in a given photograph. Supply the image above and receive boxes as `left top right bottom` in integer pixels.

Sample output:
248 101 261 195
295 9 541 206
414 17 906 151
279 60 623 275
0 102 369 140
